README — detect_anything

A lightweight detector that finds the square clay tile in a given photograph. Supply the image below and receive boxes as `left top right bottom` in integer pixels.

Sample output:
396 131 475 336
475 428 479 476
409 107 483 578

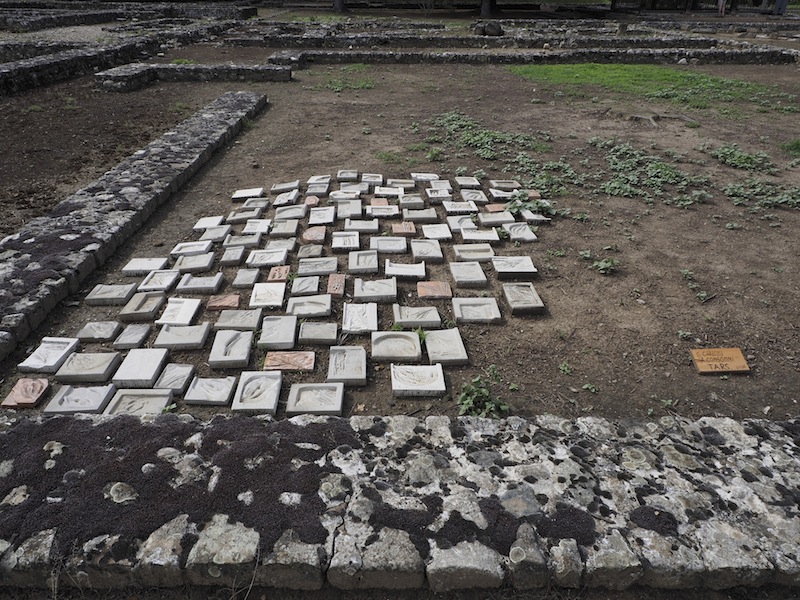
418 281 453 299
392 222 416 237
268 265 291 282
301 226 327 245
484 203 509 213
207 294 240 311
263 351 316 372
371 198 389 207
2 378 49 408
304 195 321 206
327 273 346 298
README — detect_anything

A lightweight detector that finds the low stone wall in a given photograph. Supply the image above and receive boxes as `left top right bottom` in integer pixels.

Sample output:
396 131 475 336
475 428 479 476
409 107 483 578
96 62 293 91
0 10 125 33
0 40 83 62
0 20 239 95
268 45 799 67
0 90 267 362
0 413 799 590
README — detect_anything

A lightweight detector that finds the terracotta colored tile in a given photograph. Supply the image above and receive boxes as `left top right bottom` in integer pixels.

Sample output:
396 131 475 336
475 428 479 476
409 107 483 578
327 273 346 298
304 195 321 206
528 189 542 200
691 348 750 374
370 198 389 206
418 280 452 299
263 351 315 371
301 226 327 244
485 203 508 213
268 265 291 282
392 222 416 237
3 378 49 408
207 294 240 311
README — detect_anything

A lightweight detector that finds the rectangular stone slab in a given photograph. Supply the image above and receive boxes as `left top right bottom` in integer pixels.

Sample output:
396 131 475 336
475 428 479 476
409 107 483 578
491 256 538 280
298 257 338 276
452 244 495 262
242 199 269 209
371 331 422 362
119 292 166 322
85 283 137 306
449 261 487 288
489 179 522 190
298 322 339 345
257 316 297 349
207 294 241 311
274 189 300 205
249 283 286 309
121 258 168 276
170 241 213 257
342 302 379 334
327 346 367 386
455 176 481 189
502 222 538 242
399 195 425 210
410 239 444 263
410 172 440 182
113 324 151 350
309 206 336 225
232 269 260 288
76 321 123 342
271 180 300 194
112 348 169 388
478 211 516 226
461 228 500 244
55 352 122 383
430 179 452 191
214 309 263 331
173 253 215 274
391 364 446 397
365 206 400 218
297 244 323 259
271 219 299 237
246 249 289 268
447 215 477 232
392 304 442 329
385 260 426 280
348 250 379 274
199 225 232 243
154 363 195 395
242 219 272 234
231 371 282 414
286 294 332 318
332 232 360 252
220 247 245 266
223 233 262 248
291 276 320 296
103 389 172 416
18 337 79 373
208 330 254 368
421 224 452 240
443 201 478 214
138 270 180 292
404 209 439 224
231 187 264 201
156 298 201 326
184 377 237 405
44 384 116 415
502 283 546 315
424 328 469 365
285 383 344 416
452 298 502 324
460 189 489 204
263 351 315 371
344 219 380 233
353 277 397 303
176 273 224 294
369 237 407 254
227 207 262 223
337 200 362 220
154 323 212 350
327 273 346 298
193 215 225 230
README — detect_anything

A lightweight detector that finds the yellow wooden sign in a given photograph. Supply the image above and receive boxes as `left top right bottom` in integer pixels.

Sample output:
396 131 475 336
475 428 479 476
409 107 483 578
691 348 750 374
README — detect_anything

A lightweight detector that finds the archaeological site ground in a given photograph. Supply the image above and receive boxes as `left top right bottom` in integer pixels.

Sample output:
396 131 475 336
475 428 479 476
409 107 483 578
0 1 799 598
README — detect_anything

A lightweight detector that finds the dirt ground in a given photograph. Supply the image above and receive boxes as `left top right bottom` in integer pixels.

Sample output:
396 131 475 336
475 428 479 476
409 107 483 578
1 15 800 600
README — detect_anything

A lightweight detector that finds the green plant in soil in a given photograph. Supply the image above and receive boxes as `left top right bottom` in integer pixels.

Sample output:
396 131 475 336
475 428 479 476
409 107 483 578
458 364 511 419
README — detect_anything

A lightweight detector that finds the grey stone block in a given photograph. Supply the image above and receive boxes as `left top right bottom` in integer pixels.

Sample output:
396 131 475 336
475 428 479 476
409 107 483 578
549 539 583 588
199 225 232 243
121 257 168 276
694 520 773 589
369 237 407 254
421 224 452 240
85 283 137 306
348 250 379 274
18 337 79 373
135 514 196 587
410 239 443 263
584 529 642 590
214 309 262 331
103 389 172 416
286 383 344 416
249 283 286 309
113 324 151 350
372 332 421 362
452 298 501 324
119 292 167 322
385 260 426 280
297 244 324 259
508 523 548 590
176 273 224 294
344 219 379 233
502 283 545 315
43 384 116 415
186 514 259 585
154 322 212 350
55 352 121 383
629 527 704 589
170 240 213 257
392 304 441 329
232 269 260 288
449 261 487 288
173 252 214 274
424 328 468 365
452 243 495 262
112 348 169 388
184 377 237 406
154 363 195 396
246 248 289 268
353 277 397 303
156 298 201 326
76 321 123 342
461 228 500 244
257 315 297 349
220 246 245 266
298 257 338 276
502 222 538 242
332 232 360 252
492 256 538 280
208 330 253 368
327 346 367 386
286 294 332 318
298 322 338 345
138 270 180 292
342 302 379 334
291 276 320 296
427 541 505 592
403 208 438 224
231 371 281 414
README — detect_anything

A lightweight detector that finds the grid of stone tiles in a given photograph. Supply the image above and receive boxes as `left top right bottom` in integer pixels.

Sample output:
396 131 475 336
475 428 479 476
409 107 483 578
7 172 550 418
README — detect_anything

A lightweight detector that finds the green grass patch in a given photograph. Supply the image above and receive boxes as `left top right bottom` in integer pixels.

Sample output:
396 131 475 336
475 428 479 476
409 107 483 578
340 63 369 73
376 150 405 163
781 139 800 157
711 143 776 173
508 64 797 112
322 77 374 93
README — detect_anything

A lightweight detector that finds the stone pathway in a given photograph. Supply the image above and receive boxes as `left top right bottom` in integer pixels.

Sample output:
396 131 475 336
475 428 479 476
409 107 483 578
5 171 549 418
